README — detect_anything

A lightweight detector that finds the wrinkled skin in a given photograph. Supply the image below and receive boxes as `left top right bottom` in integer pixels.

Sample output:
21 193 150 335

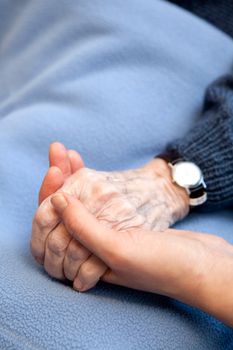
31 143 189 290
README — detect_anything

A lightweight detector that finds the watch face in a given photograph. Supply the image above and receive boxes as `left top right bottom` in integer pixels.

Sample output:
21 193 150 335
172 162 202 188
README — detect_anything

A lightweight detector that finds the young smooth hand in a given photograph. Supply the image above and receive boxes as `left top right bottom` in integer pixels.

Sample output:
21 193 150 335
51 192 233 328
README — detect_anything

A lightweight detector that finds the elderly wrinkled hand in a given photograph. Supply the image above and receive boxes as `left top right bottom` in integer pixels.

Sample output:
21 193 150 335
31 142 189 290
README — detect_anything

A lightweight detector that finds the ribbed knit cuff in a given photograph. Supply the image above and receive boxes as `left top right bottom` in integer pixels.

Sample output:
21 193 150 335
165 107 233 211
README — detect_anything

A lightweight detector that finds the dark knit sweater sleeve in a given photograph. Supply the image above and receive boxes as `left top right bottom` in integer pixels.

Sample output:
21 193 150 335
165 73 233 210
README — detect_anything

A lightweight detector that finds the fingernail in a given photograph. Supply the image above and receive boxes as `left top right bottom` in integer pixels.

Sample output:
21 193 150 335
51 194 68 213
73 279 83 292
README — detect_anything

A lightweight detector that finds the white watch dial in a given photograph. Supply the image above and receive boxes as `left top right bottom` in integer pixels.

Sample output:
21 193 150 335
172 161 202 188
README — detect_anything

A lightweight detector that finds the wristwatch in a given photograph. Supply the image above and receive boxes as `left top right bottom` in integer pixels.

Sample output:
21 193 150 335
158 150 207 207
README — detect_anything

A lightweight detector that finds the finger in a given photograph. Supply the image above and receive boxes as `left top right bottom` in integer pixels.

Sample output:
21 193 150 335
63 238 91 281
100 270 133 293
67 149 85 173
31 196 61 264
49 142 71 178
39 166 64 205
44 223 72 280
39 141 70 204
51 193 121 264
73 255 108 292
101 269 122 286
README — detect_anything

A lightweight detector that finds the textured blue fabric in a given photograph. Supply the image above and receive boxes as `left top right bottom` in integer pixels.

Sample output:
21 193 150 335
0 0 233 349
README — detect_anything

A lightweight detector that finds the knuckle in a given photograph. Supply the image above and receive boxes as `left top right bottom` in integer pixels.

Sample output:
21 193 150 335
34 210 47 229
47 232 68 257
77 167 92 179
44 264 64 280
30 240 43 262
34 203 56 230
91 183 117 203
67 240 88 261
79 263 96 281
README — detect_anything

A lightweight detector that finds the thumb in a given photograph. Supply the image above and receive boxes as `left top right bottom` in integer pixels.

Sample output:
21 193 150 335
39 166 64 205
51 193 119 264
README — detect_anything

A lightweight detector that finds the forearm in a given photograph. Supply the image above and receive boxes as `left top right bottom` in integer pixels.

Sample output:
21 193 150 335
164 73 233 210
199 249 233 327
170 230 233 327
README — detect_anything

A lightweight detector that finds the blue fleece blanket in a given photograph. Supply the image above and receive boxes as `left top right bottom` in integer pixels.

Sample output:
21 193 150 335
0 0 233 349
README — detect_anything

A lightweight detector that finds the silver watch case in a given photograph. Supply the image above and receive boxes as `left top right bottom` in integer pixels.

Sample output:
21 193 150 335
169 161 207 206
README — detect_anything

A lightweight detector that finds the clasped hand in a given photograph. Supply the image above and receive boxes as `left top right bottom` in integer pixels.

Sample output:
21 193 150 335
30 143 233 327
31 142 188 291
